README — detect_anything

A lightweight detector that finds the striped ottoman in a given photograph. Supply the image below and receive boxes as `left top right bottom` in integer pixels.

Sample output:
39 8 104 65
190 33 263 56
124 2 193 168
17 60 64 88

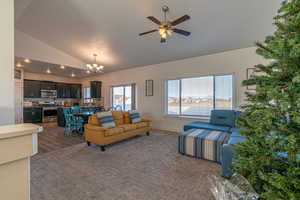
178 128 230 163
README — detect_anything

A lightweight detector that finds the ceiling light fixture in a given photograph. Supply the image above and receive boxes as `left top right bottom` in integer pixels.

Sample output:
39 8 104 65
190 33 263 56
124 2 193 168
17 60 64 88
24 58 31 63
71 72 76 77
86 54 104 73
60 65 65 69
86 70 91 74
139 6 191 43
16 63 23 68
46 68 51 74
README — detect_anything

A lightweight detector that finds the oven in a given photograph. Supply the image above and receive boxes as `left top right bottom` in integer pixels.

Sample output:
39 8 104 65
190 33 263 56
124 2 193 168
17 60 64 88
43 106 58 123
41 90 57 99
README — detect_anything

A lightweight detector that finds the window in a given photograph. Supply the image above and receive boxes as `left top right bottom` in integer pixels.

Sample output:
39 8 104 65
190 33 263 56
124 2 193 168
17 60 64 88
166 74 233 117
111 84 136 111
83 87 92 103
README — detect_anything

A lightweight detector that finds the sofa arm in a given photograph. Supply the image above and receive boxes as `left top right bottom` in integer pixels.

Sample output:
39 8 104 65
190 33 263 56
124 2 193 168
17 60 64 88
221 144 235 177
85 124 107 145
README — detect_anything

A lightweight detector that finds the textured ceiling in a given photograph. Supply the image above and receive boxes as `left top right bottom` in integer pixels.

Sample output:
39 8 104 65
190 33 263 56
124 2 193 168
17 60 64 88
15 0 281 74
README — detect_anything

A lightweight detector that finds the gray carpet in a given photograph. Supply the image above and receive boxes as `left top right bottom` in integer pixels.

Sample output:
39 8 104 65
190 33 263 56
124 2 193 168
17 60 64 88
31 131 220 200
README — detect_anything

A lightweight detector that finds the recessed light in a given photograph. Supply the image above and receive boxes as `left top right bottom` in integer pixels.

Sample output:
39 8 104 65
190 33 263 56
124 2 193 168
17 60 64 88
60 65 65 69
46 68 51 74
24 58 31 63
71 73 76 77
16 63 23 68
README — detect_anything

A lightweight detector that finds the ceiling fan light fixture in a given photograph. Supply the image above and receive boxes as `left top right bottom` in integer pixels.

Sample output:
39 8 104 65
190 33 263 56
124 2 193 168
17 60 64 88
139 6 191 43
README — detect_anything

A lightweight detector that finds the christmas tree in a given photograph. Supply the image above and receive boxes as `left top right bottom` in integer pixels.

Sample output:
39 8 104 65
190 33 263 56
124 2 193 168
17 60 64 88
234 0 300 199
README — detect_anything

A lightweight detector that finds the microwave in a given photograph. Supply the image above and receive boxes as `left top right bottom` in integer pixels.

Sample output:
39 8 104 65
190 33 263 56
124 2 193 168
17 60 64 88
41 90 57 98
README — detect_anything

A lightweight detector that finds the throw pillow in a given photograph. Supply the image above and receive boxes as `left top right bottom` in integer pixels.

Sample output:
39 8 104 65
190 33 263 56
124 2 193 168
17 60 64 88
129 110 141 123
96 111 116 128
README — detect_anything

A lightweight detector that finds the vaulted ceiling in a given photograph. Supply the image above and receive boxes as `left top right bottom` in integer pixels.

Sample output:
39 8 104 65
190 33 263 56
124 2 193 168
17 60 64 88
15 0 281 73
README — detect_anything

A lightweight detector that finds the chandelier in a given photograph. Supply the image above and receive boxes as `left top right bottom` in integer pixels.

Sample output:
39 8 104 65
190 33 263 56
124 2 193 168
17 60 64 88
86 54 104 73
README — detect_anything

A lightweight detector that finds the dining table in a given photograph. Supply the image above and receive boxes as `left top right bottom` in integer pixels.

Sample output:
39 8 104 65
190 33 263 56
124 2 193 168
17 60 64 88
73 111 95 124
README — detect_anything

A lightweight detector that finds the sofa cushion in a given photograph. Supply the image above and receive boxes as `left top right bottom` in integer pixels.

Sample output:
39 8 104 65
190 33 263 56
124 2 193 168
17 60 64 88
184 121 231 132
135 122 148 129
210 110 236 127
117 124 137 131
89 114 100 126
129 110 142 123
231 130 243 137
228 136 246 145
123 112 131 124
112 111 124 126
104 127 124 137
96 111 116 128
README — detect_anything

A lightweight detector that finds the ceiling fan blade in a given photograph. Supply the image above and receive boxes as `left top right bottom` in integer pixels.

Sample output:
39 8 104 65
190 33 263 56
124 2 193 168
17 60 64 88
147 16 162 25
173 28 191 36
171 15 191 26
161 38 166 43
139 29 157 36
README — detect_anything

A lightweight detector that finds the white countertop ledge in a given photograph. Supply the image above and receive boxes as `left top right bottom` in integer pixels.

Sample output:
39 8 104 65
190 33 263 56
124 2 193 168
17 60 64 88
0 123 43 139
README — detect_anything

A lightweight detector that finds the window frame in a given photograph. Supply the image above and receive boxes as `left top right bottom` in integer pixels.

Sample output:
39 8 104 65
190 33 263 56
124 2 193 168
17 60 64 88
164 73 235 118
110 83 136 111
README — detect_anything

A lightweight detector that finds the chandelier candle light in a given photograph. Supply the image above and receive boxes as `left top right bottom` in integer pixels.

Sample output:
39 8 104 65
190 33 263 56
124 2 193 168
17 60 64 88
86 54 104 73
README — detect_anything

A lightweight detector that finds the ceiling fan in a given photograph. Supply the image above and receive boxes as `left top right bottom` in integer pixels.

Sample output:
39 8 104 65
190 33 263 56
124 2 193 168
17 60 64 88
139 6 191 43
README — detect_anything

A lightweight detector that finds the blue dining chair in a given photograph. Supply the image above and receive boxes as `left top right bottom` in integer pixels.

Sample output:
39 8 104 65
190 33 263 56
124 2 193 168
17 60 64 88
71 106 80 114
63 108 84 136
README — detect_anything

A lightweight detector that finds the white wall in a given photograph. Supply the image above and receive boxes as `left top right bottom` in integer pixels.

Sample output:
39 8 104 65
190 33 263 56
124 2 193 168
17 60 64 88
0 0 14 125
82 47 266 132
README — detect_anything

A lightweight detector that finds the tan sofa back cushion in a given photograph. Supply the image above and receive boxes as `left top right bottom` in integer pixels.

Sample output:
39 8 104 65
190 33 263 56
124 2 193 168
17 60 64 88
89 111 134 127
123 112 131 124
89 114 100 126
112 111 124 126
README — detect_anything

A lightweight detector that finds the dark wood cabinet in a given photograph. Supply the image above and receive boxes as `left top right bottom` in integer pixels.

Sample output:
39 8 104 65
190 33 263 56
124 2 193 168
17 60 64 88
40 81 56 90
70 84 82 99
24 80 41 98
23 107 42 123
90 81 102 98
56 83 65 98
24 79 82 99
57 83 71 98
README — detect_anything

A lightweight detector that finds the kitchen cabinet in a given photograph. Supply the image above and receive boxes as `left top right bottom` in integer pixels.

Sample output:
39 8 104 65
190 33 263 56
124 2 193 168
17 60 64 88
25 80 82 99
70 84 81 99
23 107 42 123
57 83 71 98
90 81 102 98
24 80 41 98
57 83 66 98
40 81 56 90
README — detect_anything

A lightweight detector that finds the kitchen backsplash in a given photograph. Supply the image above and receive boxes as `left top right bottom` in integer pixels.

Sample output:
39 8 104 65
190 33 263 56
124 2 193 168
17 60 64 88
24 98 104 107
24 98 80 106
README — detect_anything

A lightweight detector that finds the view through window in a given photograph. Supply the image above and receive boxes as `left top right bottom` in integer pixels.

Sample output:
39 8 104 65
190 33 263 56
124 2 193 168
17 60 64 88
111 84 135 111
83 87 92 103
167 74 233 116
